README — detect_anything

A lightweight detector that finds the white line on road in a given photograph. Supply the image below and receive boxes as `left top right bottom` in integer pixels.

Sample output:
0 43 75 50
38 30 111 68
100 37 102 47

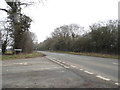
70 65 76 68
96 75 111 81
84 71 94 74
52 57 57 60
112 62 118 65
13 62 28 65
57 60 61 62
40 67 62 70
63 66 69 68
80 69 83 71
115 83 120 86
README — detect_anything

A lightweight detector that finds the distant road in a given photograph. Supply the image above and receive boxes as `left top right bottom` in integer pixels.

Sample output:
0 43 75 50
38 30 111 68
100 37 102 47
40 51 118 82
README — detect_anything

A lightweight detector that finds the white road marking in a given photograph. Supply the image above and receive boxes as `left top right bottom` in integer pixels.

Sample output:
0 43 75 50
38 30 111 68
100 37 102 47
96 75 111 81
52 57 57 60
40 67 62 70
56 62 60 64
63 66 69 68
23 62 28 65
59 63 64 66
13 62 28 65
52 60 55 62
19 63 23 65
70 65 76 68
115 83 120 86
80 69 83 71
112 62 118 65
84 71 94 74
54 61 59 63
57 60 61 62
46 56 70 69
53 67 63 69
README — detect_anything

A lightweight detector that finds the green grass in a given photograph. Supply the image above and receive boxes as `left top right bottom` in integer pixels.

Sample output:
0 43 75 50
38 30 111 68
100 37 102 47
48 51 118 59
2 52 46 60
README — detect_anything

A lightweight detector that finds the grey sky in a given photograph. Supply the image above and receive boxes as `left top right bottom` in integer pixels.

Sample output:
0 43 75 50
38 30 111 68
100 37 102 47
0 0 119 42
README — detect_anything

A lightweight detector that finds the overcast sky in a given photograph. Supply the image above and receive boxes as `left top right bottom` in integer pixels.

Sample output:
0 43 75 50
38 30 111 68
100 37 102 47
0 0 119 42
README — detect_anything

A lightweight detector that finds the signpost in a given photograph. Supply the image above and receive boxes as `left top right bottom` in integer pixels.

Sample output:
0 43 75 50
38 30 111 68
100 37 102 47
14 49 22 54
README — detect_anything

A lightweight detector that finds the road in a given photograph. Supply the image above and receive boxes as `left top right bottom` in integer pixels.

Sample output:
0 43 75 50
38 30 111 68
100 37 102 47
3 57 86 88
40 51 118 84
2 51 119 88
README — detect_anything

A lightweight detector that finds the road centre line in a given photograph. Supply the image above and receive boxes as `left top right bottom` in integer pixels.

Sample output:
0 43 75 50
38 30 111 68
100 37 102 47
84 71 94 74
96 75 111 81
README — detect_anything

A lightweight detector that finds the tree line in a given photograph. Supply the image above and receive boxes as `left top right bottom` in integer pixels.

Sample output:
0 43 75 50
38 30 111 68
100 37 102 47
0 1 36 54
37 20 118 54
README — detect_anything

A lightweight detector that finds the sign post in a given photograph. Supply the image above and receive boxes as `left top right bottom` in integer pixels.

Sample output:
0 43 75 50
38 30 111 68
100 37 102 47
14 49 22 54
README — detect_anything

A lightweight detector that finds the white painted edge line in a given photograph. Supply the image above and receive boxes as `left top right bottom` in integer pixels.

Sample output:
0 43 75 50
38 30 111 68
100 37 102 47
54 61 69 68
53 61 58 63
40 67 62 70
112 62 118 65
13 62 28 65
62 61 65 63
80 69 83 71
63 66 69 68
46 56 69 69
115 83 120 86
51 60 55 62
56 61 61 64
51 57 56 60
57 60 61 62
70 65 76 68
46 57 60 64
96 75 111 81
84 71 94 74
59 63 64 66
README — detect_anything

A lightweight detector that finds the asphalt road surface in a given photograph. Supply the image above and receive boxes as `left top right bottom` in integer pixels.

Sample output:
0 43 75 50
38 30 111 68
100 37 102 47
2 51 119 88
40 51 119 85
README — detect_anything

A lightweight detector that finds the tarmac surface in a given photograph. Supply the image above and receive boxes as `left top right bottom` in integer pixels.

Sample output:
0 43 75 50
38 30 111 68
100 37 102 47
2 52 119 88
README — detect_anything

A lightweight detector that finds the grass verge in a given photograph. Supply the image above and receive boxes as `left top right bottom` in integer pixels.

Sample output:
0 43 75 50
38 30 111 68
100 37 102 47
48 51 118 59
2 52 46 60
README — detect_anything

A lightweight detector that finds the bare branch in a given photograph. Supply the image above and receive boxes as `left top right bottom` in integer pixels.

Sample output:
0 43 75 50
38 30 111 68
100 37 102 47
0 8 8 13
